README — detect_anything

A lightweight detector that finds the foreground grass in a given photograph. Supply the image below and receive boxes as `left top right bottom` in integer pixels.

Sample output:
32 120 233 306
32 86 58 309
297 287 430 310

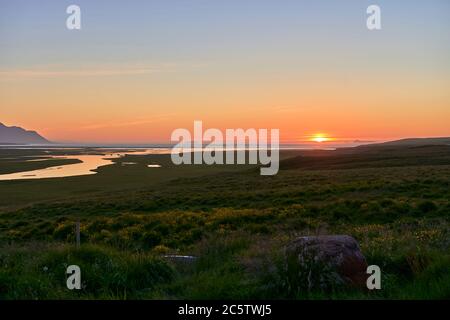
1 233 449 300
0 146 449 299
0 243 174 299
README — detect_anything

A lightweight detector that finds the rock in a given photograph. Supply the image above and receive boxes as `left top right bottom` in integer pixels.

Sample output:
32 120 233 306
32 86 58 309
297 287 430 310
285 235 368 292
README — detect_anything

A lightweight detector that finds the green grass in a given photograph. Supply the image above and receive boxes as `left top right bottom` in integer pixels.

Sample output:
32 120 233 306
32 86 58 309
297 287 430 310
0 146 449 299
0 243 174 299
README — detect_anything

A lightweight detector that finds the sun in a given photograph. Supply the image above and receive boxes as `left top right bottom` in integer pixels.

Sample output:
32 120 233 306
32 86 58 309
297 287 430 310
311 133 330 143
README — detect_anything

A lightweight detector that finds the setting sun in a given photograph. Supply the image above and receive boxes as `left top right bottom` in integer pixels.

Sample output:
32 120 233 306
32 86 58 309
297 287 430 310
311 134 330 143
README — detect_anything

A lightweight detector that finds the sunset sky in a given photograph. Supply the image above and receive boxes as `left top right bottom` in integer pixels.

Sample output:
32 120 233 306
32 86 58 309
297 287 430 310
1 0 449 144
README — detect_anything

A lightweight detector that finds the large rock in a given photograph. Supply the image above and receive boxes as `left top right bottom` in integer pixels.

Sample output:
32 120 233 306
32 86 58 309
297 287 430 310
285 235 368 292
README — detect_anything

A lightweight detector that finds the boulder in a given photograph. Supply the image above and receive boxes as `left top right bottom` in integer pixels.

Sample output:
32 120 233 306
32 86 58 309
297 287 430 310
285 235 368 292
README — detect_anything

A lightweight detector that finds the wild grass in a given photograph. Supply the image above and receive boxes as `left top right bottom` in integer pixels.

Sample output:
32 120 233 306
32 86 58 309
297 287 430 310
0 147 449 299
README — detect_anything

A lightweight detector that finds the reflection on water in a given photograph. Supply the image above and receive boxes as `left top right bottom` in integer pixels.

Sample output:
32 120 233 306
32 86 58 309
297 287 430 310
0 149 169 181
121 162 137 166
0 145 333 181
0 155 118 180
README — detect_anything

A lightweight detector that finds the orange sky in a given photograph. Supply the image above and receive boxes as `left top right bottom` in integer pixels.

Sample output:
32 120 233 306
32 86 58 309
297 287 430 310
1 65 449 144
1 1 449 144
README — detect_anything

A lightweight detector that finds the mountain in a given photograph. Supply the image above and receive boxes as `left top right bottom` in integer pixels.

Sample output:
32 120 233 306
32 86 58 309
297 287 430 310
0 122 51 144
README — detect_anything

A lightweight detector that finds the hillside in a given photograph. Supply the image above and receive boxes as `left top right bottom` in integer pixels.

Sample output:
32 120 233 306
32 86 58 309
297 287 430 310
364 137 450 147
280 138 450 171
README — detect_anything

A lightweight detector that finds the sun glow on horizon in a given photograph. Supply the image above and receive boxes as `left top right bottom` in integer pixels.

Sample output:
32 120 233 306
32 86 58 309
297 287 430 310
310 133 330 143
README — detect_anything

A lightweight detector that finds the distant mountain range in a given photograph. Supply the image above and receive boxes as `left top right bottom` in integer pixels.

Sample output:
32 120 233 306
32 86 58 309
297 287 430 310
0 122 51 144
1 121 448 147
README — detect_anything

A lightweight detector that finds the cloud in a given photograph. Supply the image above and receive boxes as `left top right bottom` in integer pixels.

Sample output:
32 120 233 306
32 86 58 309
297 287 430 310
0 68 170 79
79 115 175 130
0 62 204 79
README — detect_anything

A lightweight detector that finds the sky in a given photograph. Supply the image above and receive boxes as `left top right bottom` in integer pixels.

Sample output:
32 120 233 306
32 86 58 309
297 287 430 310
0 0 449 144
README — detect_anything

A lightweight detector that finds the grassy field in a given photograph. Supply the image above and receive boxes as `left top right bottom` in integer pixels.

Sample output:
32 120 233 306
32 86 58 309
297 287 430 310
0 145 449 299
